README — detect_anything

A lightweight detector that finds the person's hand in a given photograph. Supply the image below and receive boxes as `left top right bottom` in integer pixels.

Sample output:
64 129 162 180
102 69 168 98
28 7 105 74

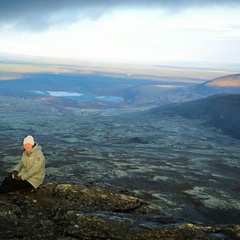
12 171 21 180
13 171 18 177
14 175 22 181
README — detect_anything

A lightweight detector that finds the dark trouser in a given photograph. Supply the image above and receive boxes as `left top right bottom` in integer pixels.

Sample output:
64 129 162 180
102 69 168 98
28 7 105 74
0 174 34 194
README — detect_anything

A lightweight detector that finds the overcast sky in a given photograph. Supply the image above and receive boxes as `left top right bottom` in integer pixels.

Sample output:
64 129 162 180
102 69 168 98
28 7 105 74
0 0 240 64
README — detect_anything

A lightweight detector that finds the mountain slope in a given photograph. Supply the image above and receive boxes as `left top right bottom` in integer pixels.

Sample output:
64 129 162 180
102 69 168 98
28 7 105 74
205 73 240 87
145 94 240 139
121 73 240 106
192 74 240 96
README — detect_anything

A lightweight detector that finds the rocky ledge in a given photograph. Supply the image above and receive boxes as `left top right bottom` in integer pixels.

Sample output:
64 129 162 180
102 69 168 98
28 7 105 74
0 183 239 240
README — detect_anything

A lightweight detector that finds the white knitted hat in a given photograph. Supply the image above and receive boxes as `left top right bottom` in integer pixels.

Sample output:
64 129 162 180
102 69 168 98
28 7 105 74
23 135 35 146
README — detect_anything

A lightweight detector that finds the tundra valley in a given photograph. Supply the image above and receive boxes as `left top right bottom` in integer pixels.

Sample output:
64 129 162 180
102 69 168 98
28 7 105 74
0 55 240 239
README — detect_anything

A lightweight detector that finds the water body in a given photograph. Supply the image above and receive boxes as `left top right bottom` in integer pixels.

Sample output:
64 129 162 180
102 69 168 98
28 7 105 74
35 91 124 103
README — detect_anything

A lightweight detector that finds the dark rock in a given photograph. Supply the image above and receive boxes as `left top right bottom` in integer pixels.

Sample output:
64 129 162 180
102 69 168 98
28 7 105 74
0 200 21 231
0 183 239 240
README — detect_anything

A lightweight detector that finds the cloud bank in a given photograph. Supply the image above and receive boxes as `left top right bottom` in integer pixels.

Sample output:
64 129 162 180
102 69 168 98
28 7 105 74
1 0 240 30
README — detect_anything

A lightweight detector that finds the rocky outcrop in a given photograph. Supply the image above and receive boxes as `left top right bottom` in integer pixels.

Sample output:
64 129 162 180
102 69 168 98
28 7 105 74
0 183 239 240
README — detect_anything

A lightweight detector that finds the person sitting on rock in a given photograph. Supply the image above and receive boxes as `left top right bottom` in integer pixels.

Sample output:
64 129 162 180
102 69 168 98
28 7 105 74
0 135 45 194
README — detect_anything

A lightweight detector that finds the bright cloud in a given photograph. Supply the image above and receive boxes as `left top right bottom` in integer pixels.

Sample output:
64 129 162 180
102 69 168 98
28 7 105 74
0 2 240 64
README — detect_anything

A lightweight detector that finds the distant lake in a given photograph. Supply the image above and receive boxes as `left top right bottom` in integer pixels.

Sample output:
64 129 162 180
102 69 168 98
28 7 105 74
34 91 124 103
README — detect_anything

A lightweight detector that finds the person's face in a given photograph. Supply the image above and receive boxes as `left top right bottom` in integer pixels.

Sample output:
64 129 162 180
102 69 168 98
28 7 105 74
24 143 33 152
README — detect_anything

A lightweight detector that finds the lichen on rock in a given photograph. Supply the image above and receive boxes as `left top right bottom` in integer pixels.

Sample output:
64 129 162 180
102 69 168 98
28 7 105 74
0 183 239 240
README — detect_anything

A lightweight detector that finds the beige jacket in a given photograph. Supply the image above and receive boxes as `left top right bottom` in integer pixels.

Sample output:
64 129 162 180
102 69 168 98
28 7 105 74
13 143 45 188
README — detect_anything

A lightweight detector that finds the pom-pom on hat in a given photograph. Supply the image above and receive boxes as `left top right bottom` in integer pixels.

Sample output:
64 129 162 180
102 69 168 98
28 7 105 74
23 135 35 146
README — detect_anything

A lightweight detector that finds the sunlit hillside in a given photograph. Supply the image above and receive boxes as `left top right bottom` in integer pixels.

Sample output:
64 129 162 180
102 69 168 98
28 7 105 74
206 74 240 87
